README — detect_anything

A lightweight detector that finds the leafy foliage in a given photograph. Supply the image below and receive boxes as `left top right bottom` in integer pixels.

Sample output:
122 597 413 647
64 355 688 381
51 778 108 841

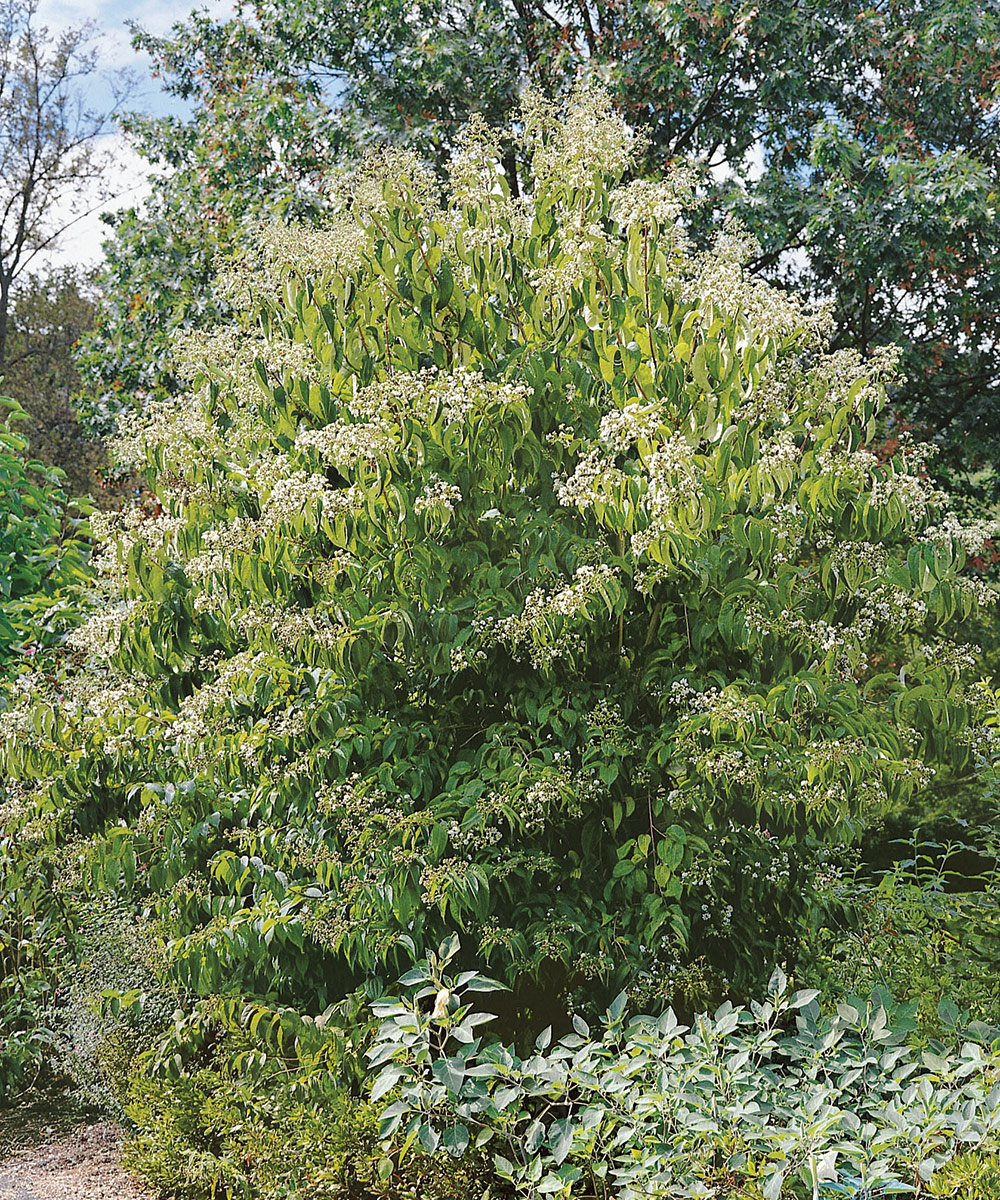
927 1151 1000 1198
805 822 1000 1038
0 406 89 1096
2 93 994 1064
370 942 1000 1200
75 11 340 439
0 397 89 675
122 1057 507 1200
2 268 110 499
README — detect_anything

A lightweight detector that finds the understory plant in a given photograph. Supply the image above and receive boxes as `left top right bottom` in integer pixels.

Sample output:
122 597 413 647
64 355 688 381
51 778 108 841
0 398 90 1094
0 88 996 1108
0 397 89 676
370 942 1000 1200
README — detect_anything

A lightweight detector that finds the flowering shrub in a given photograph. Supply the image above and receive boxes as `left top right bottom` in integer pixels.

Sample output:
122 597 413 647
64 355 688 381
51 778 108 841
0 89 996 1084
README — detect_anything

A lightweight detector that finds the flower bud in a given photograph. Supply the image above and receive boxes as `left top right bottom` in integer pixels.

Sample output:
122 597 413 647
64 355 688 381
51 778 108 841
431 987 451 1020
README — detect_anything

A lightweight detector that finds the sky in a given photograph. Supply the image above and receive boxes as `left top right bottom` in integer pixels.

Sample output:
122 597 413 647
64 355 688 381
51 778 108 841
34 0 234 268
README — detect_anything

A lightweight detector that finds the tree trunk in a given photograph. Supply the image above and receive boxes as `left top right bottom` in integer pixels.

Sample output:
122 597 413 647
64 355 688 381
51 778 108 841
0 274 9 374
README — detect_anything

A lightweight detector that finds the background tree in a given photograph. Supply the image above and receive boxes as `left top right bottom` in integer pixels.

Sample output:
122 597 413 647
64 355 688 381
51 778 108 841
251 0 1000 503
0 0 133 373
2 269 107 498
76 12 339 437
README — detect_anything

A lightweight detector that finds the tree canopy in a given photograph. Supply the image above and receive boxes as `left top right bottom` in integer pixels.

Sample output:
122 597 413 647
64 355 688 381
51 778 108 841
0 0 132 371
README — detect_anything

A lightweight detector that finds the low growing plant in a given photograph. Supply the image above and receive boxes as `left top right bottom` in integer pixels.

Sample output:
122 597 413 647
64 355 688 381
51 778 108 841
369 938 1000 1200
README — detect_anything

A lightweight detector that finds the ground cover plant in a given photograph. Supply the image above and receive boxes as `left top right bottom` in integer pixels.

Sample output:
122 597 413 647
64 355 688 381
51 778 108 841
369 945 1000 1200
1 88 999 1195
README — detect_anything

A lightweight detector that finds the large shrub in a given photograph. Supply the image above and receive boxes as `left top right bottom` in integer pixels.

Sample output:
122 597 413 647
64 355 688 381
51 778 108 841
0 92 995 1049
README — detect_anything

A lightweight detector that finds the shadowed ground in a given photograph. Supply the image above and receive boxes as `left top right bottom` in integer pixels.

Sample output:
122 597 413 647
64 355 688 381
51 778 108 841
0 1088 153 1200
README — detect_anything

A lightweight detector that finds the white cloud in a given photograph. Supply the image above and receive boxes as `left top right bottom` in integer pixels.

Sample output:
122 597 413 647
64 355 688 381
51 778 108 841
29 0 233 270
39 134 157 270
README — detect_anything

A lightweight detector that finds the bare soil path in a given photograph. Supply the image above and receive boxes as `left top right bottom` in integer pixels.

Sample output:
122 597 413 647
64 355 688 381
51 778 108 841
0 1090 154 1200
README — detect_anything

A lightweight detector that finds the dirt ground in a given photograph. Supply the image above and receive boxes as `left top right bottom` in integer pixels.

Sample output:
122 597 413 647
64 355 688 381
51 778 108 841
0 1087 155 1200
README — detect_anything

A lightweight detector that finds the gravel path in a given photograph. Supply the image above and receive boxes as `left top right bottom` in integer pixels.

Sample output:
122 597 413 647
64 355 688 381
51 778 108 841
0 1122 155 1200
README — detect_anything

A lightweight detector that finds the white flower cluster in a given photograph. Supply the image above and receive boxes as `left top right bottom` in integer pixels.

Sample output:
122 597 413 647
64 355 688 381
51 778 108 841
807 345 902 422
260 471 335 528
691 219 831 343
352 146 441 228
523 84 640 195
171 651 269 749
815 445 880 487
216 220 365 311
696 747 763 788
556 447 624 511
237 603 348 652
527 220 609 297
447 114 526 251
489 564 615 668
682 686 764 724
868 466 947 519
588 698 634 752
0 705 33 745
87 505 187 588
449 644 488 673
251 451 362 529
316 773 411 854
755 502 804 564
295 420 394 469
917 641 980 675
856 582 928 637
112 394 215 473
598 404 663 453
518 777 561 836
447 815 503 855
956 574 999 609
473 758 601 840
414 476 462 516
631 435 703 554
449 115 508 206
666 678 701 708
93 506 185 556
349 365 529 429
824 538 891 575
960 722 1000 772
610 173 694 232
923 514 1000 557
757 431 801 474
732 364 796 427
175 326 326 400
68 601 143 660
646 436 701 502
186 517 260 581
